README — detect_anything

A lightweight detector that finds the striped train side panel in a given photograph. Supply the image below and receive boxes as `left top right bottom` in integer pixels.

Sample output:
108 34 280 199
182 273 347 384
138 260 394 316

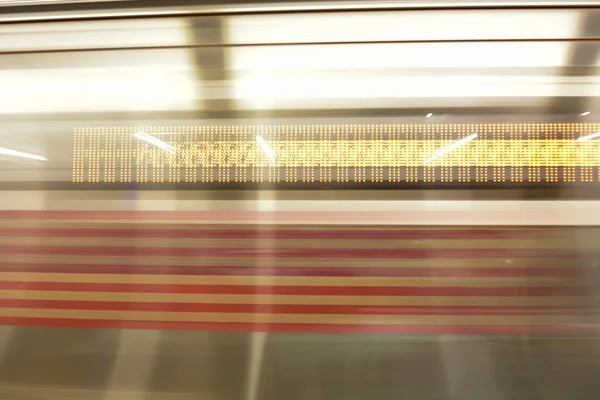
0 211 595 334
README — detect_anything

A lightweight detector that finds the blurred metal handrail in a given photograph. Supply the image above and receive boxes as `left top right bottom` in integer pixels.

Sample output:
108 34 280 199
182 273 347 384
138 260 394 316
0 0 599 23
0 0 126 6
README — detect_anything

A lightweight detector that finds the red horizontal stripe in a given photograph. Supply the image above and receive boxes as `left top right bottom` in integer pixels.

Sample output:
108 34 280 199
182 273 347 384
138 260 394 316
0 281 583 296
0 264 582 278
0 245 573 258
0 299 586 315
0 227 565 240
0 317 591 334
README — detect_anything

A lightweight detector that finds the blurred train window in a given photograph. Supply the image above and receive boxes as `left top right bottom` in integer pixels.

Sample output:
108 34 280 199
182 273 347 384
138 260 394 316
0 49 198 113
230 42 577 110
0 9 599 189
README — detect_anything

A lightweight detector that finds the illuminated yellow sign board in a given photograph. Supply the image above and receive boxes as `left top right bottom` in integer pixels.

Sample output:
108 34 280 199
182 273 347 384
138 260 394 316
73 124 600 183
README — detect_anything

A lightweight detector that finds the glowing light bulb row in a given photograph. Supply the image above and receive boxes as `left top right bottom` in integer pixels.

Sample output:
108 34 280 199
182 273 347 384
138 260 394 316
73 125 600 184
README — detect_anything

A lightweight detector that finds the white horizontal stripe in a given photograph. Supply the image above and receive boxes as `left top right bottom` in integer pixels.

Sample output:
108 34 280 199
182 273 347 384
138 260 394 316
0 193 599 225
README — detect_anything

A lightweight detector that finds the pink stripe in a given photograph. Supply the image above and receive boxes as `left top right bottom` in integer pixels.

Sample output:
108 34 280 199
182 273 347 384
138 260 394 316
0 317 592 334
0 264 582 278
0 227 565 240
0 245 573 258
0 281 583 296
0 299 586 315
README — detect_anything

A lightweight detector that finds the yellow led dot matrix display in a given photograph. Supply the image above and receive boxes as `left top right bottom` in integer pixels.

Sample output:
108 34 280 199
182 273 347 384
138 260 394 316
73 123 600 184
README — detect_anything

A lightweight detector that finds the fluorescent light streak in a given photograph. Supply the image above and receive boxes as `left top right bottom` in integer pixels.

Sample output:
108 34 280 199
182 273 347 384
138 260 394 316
580 111 591 116
0 147 46 161
228 10 579 45
233 43 569 70
134 132 175 154
424 133 478 164
256 135 276 163
426 113 433 118
577 131 600 142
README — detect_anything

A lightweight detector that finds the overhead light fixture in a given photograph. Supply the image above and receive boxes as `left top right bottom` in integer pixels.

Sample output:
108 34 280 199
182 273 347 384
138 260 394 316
0 147 47 161
580 111 591 116
256 135 276 163
426 113 433 118
424 133 478 164
577 131 600 142
133 132 175 154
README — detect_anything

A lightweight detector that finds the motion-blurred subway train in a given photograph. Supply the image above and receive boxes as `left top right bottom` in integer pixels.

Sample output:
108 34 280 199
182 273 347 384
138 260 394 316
0 1 599 399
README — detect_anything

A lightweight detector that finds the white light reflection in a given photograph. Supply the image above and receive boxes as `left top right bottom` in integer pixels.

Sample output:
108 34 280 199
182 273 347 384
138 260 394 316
0 146 47 161
134 132 175 153
424 133 478 164
580 111 591 116
256 135 276 163
426 113 433 118
577 132 600 142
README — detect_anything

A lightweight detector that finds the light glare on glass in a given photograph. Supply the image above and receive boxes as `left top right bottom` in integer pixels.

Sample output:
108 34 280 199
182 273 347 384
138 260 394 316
577 131 600 142
424 133 478 165
134 131 175 154
0 147 47 161
256 134 276 163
